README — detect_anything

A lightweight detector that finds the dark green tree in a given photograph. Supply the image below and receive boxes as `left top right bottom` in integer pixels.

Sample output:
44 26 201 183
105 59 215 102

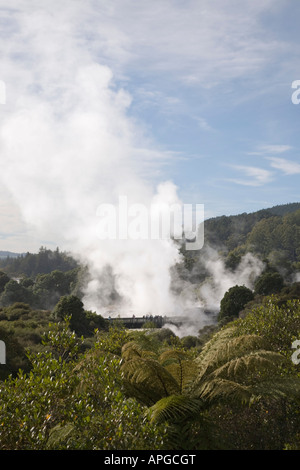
53 295 86 335
254 271 284 296
0 279 34 307
0 271 10 294
218 285 254 322
53 295 107 337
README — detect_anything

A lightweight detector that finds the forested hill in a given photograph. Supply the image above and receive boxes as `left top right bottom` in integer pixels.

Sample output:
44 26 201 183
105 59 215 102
204 202 300 250
0 246 78 277
179 202 300 281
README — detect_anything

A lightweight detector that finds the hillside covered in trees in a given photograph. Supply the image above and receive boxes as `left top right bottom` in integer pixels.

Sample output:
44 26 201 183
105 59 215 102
0 202 299 450
179 202 300 282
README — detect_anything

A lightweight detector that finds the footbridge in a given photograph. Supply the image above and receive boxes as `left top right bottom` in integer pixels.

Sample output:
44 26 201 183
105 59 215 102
107 310 217 329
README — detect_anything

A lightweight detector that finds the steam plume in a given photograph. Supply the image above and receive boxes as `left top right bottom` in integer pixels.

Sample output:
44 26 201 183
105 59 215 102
0 6 182 317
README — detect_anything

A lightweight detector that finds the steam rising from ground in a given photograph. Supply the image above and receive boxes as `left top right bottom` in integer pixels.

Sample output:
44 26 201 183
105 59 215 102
165 248 265 336
197 248 265 311
0 4 266 322
0 5 183 317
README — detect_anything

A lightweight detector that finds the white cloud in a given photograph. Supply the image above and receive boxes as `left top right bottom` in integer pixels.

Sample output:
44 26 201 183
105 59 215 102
0 0 283 88
248 144 292 155
102 0 284 86
228 165 274 186
195 117 213 132
266 157 300 175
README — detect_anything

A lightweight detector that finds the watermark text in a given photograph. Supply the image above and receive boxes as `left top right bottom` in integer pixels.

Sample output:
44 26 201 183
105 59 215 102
291 80 300 105
291 339 300 365
96 196 204 251
0 340 6 364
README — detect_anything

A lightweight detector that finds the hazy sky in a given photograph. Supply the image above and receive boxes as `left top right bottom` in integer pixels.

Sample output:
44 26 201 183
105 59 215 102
0 0 300 253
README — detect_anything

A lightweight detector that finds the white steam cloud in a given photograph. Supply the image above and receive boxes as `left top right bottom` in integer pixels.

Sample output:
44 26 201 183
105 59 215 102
0 4 183 317
197 248 265 311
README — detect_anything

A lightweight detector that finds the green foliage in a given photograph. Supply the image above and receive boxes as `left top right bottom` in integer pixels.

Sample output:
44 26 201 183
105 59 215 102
254 270 285 295
148 395 206 450
0 324 31 380
278 282 300 305
234 297 300 357
1 300 300 449
0 271 10 294
0 279 35 307
204 203 300 253
219 285 254 322
0 266 83 311
159 349 195 394
53 295 108 337
95 323 130 356
32 269 78 309
149 394 203 425
177 203 300 282
136 316 300 450
121 353 180 406
0 319 165 450
0 246 78 278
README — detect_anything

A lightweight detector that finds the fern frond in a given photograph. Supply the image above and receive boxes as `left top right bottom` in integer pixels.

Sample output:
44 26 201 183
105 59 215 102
148 394 204 425
252 376 300 402
159 349 189 364
195 331 272 383
159 350 197 393
195 326 237 364
196 377 252 406
210 350 289 385
121 357 180 405
121 341 157 361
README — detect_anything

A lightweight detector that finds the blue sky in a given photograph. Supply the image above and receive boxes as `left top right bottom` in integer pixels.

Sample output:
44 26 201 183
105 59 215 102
0 0 300 253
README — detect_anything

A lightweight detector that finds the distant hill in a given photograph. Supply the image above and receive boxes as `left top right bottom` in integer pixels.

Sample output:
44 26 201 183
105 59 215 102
0 247 78 277
0 251 25 259
203 202 300 250
264 202 300 216
180 202 300 282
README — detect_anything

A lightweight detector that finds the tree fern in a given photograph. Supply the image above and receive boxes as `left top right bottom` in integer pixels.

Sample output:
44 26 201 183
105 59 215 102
121 341 157 361
149 394 203 424
190 326 300 408
159 350 196 393
195 327 271 382
209 350 289 385
194 377 252 406
121 324 300 449
148 395 206 450
121 356 180 406
252 376 300 402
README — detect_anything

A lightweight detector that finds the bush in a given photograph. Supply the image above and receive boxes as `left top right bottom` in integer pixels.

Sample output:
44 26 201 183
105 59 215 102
254 271 284 296
0 319 166 450
234 297 300 357
219 285 254 322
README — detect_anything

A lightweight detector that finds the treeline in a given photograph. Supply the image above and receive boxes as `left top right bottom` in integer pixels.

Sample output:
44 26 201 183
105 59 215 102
179 203 300 281
0 246 78 278
206 203 300 273
204 202 300 250
0 267 82 310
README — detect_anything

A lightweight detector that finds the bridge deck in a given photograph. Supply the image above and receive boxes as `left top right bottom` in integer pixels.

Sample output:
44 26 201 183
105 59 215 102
106 312 217 329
